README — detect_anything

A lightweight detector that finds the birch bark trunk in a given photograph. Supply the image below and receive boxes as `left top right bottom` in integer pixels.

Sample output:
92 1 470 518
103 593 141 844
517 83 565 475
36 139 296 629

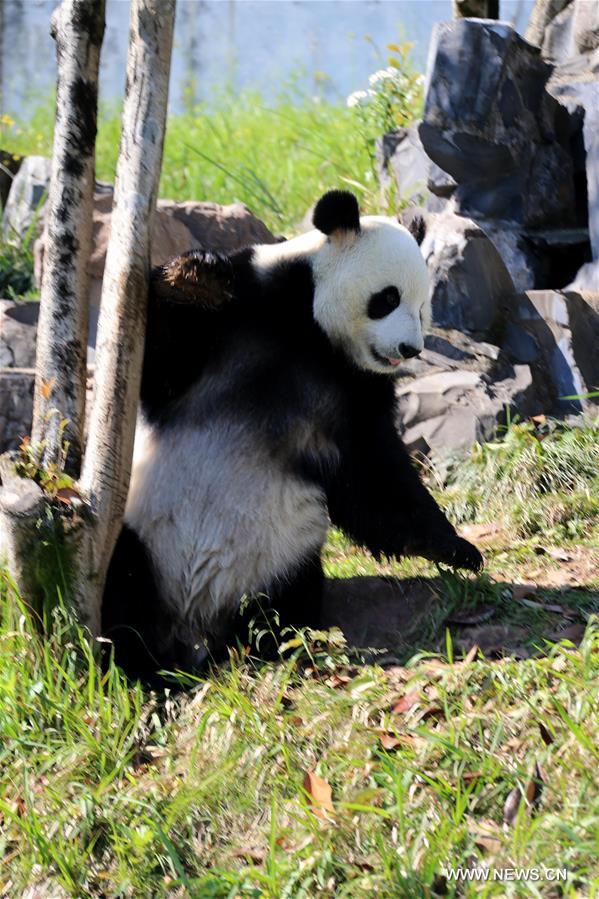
31 0 105 474
75 0 175 634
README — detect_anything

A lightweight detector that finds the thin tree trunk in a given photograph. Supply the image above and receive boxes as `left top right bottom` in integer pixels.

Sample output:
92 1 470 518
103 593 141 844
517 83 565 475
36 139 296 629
75 0 175 634
32 0 105 474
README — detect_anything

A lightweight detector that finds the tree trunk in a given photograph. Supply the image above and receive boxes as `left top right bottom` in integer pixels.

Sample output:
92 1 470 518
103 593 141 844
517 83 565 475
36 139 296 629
75 0 175 634
452 0 499 18
31 0 105 474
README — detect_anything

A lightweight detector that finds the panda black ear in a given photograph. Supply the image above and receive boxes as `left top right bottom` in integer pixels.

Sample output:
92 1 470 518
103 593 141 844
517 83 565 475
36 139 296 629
313 190 361 236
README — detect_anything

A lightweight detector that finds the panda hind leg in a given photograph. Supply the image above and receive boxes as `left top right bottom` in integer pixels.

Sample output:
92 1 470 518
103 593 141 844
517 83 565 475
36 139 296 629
234 553 325 659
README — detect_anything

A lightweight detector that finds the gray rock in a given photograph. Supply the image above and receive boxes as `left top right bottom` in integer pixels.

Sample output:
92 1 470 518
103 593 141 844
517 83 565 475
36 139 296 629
421 19 578 229
377 123 430 206
0 368 34 453
420 208 515 332
502 289 599 412
1 156 51 245
0 300 39 368
395 363 537 459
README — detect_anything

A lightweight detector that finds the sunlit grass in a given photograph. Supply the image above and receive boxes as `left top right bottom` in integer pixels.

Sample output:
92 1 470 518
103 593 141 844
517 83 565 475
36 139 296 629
1 419 598 896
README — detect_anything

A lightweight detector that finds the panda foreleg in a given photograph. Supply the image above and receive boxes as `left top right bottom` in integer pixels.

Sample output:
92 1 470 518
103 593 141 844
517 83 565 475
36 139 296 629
326 416 483 573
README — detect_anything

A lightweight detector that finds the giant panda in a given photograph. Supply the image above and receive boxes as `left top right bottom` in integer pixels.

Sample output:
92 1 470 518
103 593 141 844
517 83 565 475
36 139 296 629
103 190 483 678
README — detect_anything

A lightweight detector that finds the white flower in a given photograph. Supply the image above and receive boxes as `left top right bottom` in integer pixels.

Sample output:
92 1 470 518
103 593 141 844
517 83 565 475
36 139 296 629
346 89 372 108
368 67 396 86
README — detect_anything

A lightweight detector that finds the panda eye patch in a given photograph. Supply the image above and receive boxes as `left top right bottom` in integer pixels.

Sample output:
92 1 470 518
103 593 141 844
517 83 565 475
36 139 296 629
367 286 401 320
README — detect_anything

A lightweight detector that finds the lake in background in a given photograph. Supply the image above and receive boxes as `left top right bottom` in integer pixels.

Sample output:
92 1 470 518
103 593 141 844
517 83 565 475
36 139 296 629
1 0 534 116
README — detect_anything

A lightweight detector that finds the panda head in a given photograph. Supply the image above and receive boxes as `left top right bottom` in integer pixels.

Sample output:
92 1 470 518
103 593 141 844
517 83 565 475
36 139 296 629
310 190 430 375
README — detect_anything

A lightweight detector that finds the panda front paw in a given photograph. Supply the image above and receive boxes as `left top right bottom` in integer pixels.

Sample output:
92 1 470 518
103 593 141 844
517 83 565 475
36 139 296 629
433 535 484 573
409 532 484 573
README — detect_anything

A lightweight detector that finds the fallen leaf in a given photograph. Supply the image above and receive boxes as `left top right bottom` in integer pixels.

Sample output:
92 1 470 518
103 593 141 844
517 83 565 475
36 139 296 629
548 548 571 562
325 673 351 689
303 771 334 820
375 729 415 751
447 605 496 626
463 770 484 783
414 704 444 724
516 597 575 616
474 834 502 853
512 583 538 600
391 690 420 714
503 763 545 826
233 846 267 864
54 486 81 506
462 644 480 665
503 787 522 826
538 722 554 746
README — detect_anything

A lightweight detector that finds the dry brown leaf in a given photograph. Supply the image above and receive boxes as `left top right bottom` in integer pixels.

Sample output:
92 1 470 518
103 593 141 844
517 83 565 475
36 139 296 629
233 845 267 864
54 486 82 506
539 722 554 746
462 644 480 665
303 771 334 820
375 729 416 751
504 763 545 826
40 378 55 400
512 583 538 600
391 690 420 714
325 673 351 689
463 770 484 783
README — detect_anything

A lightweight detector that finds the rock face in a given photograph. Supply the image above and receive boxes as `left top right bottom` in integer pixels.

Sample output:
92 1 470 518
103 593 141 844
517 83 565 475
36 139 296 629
421 19 577 228
418 16 594 293
418 208 515 332
392 328 539 459
1 156 51 244
0 368 34 454
0 300 39 368
0 300 39 454
502 290 599 412
377 124 430 207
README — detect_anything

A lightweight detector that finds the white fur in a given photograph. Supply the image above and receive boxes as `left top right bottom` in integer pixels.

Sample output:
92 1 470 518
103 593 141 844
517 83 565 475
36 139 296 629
126 409 328 656
254 215 430 374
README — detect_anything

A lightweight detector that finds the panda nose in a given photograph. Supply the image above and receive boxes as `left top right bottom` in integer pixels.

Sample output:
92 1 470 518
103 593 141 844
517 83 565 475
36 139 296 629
399 343 421 359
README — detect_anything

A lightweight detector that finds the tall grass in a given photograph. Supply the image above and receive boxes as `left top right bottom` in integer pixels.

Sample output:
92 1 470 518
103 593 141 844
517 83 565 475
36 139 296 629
2 93 381 235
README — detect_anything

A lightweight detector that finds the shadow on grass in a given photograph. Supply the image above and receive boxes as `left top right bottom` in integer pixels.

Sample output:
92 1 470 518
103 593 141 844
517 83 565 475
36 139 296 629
320 571 599 666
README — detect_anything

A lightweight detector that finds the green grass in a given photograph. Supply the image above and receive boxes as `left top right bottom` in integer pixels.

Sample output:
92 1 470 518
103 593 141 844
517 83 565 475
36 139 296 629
1 92 384 237
1 418 598 897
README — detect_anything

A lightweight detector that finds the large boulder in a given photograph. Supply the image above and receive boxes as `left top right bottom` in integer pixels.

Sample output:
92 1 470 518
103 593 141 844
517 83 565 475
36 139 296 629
1 156 51 244
395 360 537 459
417 207 515 332
502 289 599 412
421 19 578 228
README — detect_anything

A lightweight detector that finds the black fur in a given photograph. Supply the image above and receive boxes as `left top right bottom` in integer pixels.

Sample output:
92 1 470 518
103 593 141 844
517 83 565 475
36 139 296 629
104 237 482 679
313 190 361 235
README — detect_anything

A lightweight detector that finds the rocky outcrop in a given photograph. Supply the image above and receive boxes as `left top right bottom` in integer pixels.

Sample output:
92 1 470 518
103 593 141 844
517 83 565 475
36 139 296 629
0 368 34 454
502 290 599 412
1 156 51 244
417 208 515 332
0 299 39 368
